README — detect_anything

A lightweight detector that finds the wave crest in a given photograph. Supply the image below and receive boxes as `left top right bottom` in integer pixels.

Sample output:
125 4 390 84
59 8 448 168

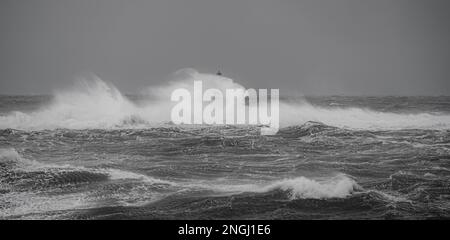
195 174 360 200
0 70 449 131
266 175 360 199
0 76 163 130
280 101 450 130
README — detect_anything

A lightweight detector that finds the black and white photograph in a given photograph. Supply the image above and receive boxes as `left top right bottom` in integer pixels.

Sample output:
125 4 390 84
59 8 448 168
0 0 449 224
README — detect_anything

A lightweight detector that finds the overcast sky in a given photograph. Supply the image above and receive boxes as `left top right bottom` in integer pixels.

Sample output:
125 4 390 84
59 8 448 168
1 0 449 95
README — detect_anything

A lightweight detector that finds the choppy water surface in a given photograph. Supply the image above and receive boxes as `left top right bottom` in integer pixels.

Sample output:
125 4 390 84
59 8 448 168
1 92 449 219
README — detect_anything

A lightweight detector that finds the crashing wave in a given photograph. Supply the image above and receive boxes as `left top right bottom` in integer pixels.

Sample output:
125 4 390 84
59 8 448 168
264 174 361 199
0 70 449 131
191 174 361 200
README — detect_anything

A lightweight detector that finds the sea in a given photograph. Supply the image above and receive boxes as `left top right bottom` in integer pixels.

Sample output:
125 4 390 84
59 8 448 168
1 73 449 219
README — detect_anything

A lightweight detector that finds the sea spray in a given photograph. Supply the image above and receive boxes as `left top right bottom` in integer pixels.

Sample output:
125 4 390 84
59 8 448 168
183 174 360 200
0 69 449 131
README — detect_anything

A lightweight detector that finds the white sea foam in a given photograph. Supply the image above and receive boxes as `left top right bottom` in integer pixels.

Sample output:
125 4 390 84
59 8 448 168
0 69 449 131
0 148 40 168
192 174 360 200
106 168 175 185
0 148 172 186
279 101 450 130
0 149 175 218
264 175 360 199
0 148 23 163
0 191 88 219
0 76 165 130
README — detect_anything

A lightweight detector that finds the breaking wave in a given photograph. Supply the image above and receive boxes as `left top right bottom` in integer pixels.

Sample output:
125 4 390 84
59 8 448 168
0 148 171 188
0 69 449 131
191 174 360 200
0 76 166 130
280 102 450 130
264 175 360 199
0 148 175 218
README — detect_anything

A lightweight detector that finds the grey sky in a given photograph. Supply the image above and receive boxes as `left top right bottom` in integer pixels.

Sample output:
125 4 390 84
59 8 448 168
1 0 449 95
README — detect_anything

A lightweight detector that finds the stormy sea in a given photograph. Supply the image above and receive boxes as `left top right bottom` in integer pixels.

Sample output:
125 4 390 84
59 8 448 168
1 72 449 220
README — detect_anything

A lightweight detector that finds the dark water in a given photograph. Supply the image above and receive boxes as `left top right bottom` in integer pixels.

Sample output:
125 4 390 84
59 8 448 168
1 95 449 219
